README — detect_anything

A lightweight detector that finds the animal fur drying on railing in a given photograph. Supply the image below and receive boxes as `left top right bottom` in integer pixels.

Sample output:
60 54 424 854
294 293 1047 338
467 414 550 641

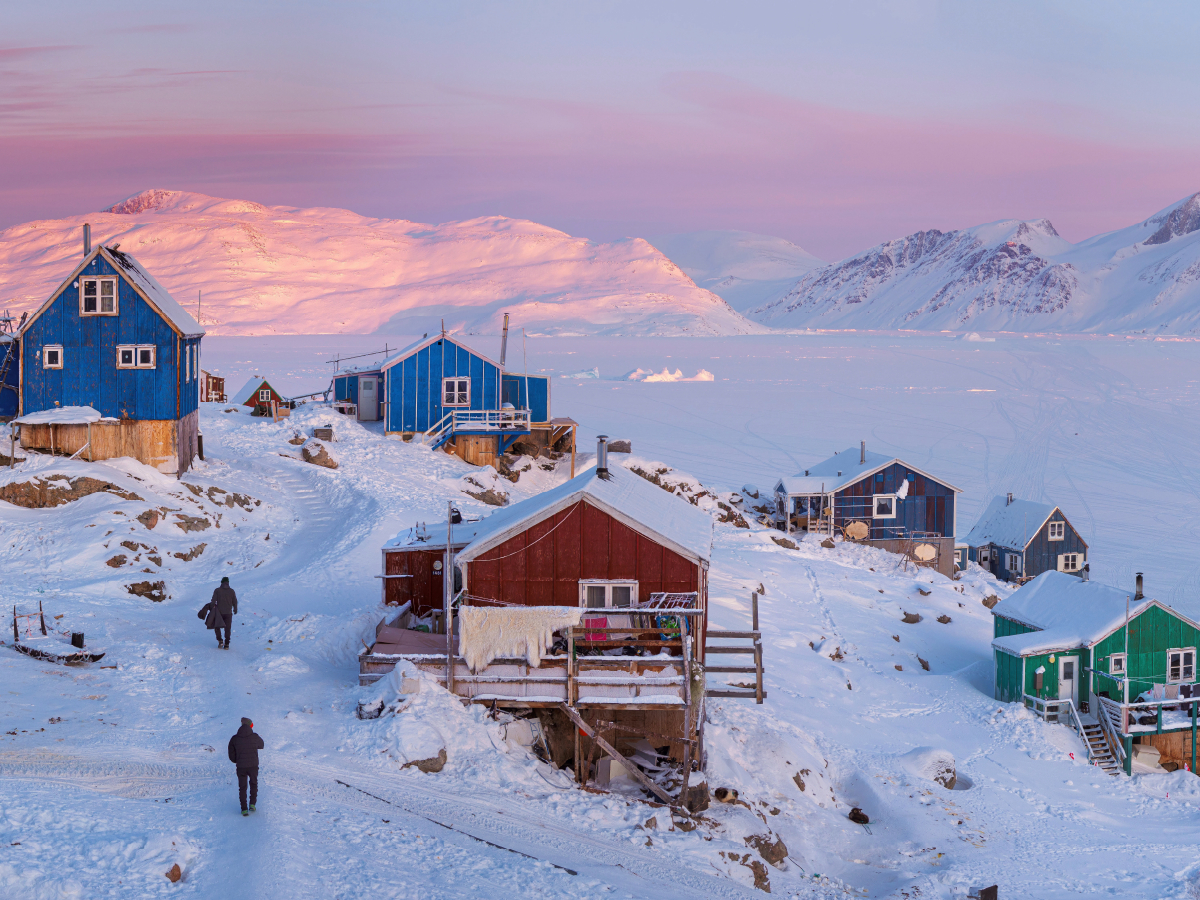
458 605 584 672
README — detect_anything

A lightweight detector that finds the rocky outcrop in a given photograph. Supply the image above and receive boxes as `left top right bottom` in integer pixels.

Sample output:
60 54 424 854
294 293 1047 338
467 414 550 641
0 476 142 509
174 543 207 562
301 441 338 469
126 581 166 602
401 747 447 774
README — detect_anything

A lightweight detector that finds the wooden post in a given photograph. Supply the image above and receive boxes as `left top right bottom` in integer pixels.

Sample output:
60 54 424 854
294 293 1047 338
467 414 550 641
445 502 455 696
38 600 46 635
751 592 759 632
557 702 676 806
1123 734 1133 776
1192 699 1196 773
86 422 93 462
570 425 576 479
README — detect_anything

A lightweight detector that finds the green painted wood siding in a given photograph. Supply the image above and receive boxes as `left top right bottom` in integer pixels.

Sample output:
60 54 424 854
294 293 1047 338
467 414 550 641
1091 605 1200 700
993 614 1037 640
995 646 1091 705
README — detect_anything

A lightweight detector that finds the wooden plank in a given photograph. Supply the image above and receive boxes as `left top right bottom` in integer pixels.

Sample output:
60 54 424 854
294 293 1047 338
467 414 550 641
703 646 758 654
706 689 769 699
703 665 758 674
556 702 676 807
705 630 761 640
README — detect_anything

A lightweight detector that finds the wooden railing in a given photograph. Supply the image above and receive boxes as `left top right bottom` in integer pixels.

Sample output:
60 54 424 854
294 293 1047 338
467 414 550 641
705 592 765 703
424 409 532 447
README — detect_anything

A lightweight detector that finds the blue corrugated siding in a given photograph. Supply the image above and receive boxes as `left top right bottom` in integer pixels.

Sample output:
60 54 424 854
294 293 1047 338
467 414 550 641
385 338 502 432
22 254 194 421
833 463 955 539
0 340 18 417
501 374 550 421
334 374 360 405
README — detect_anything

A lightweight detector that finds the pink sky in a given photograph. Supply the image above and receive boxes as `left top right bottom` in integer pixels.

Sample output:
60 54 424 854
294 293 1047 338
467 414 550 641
2 2 1199 260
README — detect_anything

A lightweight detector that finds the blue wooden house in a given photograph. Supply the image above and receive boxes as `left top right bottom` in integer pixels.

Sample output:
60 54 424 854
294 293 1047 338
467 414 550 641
332 365 383 422
380 333 555 466
774 442 960 575
964 494 1088 583
16 237 204 473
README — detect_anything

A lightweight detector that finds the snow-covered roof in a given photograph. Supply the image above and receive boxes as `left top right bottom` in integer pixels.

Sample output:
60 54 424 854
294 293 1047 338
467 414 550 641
380 333 503 373
384 519 490 551
776 448 960 495
231 376 275 406
964 496 1065 550
22 246 203 339
456 464 714 566
14 405 106 425
334 364 383 378
105 248 204 337
990 571 1181 656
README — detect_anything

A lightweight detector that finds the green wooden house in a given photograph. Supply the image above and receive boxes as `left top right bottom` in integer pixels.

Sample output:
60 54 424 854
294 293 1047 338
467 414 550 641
992 571 1200 774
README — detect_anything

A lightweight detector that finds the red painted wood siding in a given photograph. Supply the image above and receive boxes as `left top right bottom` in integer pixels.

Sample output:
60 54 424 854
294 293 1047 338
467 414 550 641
467 501 700 606
383 548 444 614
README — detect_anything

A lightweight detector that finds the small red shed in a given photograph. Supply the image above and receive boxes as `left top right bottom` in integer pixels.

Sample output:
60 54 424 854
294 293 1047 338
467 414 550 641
231 375 285 408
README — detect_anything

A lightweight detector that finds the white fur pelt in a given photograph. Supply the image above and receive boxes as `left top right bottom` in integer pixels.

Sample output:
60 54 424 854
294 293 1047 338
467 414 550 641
457 605 583 672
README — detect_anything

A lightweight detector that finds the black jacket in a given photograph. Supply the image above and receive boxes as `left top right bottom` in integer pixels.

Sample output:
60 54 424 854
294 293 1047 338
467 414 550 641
201 602 224 629
228 724 264 769
212 585 238 619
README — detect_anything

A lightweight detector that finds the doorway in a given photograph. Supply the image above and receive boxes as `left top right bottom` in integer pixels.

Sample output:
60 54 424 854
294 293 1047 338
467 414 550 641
1058 656 1078 705
358 376 378 421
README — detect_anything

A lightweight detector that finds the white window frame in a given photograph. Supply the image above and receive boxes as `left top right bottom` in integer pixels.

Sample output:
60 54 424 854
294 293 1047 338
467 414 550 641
118 344 156 369
578 580 639 610
1005 552 1023 575
1168 647 1196 684
79 276 118 316
1058 552 1083 573
258 388 272 403
1048 521 1065 541
185 345 191 382
1109 653 1126 676
42 345 63 369
872 493 896 519
442 377 470 407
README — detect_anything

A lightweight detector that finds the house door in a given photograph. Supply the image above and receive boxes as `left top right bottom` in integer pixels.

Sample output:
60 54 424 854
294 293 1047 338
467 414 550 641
358 376 378 421
1058 656 1078 704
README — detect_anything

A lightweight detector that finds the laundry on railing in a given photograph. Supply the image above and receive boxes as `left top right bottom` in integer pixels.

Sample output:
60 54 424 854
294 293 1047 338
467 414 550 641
457 605 583 672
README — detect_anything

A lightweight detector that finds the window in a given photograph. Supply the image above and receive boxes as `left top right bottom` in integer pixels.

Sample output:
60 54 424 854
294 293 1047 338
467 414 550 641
1058 553 1083 573
1168 648 1196 684
873 494 896 518
1109 653 1126 676
1005 552 1023 575
579 581 638 609
978 547 991 565
42 345 63 369
258 388 272 403
80 277 117 315
185 346 191 382
117 345 156 369
1048 521 1065 541
442 377 470 407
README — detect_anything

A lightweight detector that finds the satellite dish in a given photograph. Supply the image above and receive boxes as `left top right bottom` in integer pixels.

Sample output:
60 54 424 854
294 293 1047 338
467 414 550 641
913 543 938 562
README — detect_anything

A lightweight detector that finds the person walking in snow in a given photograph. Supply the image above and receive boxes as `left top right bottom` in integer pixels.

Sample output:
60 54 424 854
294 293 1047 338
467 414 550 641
228 717 264 816
209 576 238 649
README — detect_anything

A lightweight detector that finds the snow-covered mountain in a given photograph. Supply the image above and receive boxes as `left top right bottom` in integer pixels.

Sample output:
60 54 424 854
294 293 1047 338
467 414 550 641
753 192 1200 333
0 190 759 337
648 230 824 312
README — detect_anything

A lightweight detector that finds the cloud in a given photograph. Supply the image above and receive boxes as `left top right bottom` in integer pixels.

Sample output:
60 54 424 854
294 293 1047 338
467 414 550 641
0 45 82 60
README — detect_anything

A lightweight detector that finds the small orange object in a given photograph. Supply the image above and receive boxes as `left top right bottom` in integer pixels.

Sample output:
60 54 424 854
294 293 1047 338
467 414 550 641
165 863 182 883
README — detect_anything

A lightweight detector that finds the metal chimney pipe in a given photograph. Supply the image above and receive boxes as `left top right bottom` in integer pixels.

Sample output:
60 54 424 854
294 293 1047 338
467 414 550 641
83 223 91 257
499 313 510 369
860 440 865 465
1007 492 1013 506
596 434 609 477
1135 572 1144 601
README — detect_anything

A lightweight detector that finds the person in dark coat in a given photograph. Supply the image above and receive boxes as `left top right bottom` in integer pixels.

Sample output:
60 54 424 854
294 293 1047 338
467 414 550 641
210 577 238 649
228 717 264 816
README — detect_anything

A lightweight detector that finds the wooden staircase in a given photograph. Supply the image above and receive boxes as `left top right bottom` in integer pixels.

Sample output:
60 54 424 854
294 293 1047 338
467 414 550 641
1083 721 1122 776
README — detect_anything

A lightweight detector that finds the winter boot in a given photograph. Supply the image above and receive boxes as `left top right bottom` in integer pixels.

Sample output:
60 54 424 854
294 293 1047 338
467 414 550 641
242 809 249 817
249 805 256 812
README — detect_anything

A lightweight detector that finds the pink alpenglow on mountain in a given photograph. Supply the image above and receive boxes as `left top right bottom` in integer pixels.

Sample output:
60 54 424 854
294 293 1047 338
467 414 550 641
0 190 759 338
753 192 1200 334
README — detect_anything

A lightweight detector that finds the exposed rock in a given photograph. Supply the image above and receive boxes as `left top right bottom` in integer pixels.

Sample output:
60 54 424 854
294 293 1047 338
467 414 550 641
892 634 900 642
745 833 788 866
206 487 257 510
183 483 203 497
848 807 870 825
770 535 797 550
507 439 541 458
918 587 932 596
137 509 160 530
901 746 957 789
741 483 760 500
224 407 238 413
175 543 207 562
607 439 632 453
918 656 930 671
287 434 307 445
174 514 211 533
747 858 770 892
937 614 952 624
982 595 1000 609
127 580 166 602
301 440 338 469
401 747 447 774
902 612 922 624
895 664 903 671
106 555 127 568
148 555 162 566
792 773 805 792
716 502 748 528
165 863 182 883
820 538 836 549
0 476 142 509
643 816 657 830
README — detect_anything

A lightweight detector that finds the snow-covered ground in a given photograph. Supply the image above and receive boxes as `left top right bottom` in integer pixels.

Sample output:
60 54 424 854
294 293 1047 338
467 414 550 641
3 332 1200 899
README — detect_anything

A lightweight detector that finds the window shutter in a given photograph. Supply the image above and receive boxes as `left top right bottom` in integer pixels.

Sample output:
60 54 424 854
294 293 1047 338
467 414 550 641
1057 554 1065 572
